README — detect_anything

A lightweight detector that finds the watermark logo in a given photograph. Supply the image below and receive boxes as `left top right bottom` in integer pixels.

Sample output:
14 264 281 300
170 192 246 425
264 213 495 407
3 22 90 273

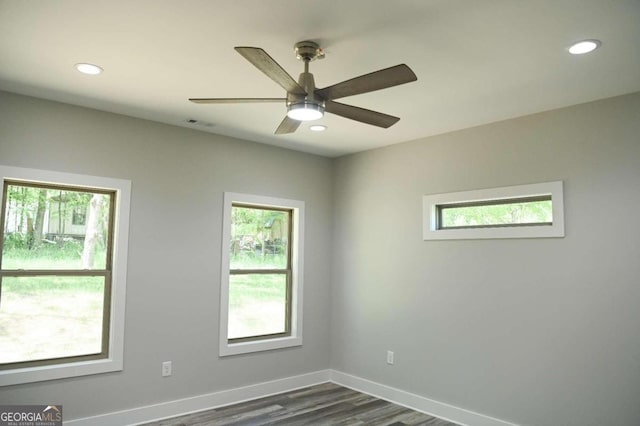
0 405 62 426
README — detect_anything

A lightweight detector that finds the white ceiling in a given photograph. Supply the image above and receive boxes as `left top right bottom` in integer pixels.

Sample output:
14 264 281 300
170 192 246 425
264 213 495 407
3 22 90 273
1 0 639 157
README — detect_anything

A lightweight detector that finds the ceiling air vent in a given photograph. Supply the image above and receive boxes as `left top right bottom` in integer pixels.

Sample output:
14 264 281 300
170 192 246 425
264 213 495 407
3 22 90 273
184 118 215 128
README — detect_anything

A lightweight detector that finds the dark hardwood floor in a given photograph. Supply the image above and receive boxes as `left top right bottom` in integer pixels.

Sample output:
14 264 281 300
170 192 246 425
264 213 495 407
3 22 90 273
143 382 459 426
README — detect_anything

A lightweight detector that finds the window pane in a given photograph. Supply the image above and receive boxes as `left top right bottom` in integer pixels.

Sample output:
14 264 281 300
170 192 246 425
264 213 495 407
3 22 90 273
2 184 111 270
229 206 289 270
0 276 106 365
439 198 552 228
228 274 287 340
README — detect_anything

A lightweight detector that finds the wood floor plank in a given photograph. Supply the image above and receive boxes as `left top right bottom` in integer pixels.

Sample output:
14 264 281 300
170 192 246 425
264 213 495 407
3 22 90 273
141 383 460 426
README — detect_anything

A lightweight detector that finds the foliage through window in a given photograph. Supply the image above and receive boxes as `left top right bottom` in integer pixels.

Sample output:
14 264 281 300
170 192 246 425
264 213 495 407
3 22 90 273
437 196 552 229
0 180 115 370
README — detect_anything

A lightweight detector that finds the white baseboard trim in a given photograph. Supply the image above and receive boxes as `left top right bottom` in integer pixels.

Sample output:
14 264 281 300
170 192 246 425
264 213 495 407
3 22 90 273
330 370 519 426
66 369 518 426
66 370 331 426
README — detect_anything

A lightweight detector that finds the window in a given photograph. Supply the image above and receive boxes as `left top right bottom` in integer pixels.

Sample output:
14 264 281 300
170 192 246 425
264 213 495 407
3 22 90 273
423 181 564 240
220 193 304 356
437 196 552 229
0 166 130 385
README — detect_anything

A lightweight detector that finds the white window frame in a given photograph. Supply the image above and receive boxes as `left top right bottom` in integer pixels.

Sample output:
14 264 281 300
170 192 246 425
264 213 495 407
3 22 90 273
0 165 131 386
423 181 564 240
219 192 304 357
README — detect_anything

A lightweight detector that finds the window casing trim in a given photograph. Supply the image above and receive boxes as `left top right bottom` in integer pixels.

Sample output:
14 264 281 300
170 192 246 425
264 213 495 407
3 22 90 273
0 165 131 386
423 181 564 240
219 192 304 357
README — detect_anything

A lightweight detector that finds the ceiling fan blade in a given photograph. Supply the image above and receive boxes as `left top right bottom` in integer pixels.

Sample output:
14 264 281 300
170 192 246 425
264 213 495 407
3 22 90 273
275 116 301 135
189 98 285 104
325 100 400 128
235 47 307 96
315 64 417 101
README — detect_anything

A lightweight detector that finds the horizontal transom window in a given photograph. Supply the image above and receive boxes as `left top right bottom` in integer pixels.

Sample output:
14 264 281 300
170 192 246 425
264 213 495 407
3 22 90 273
437 195 552 229
423 181 564 240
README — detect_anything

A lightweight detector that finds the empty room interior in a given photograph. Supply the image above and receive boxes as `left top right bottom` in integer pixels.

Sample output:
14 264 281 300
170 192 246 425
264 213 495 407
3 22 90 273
1 1 639 425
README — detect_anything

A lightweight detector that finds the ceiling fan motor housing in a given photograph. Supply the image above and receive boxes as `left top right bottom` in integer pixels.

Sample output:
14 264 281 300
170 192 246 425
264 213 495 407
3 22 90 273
294 41 325 62
287 71 325 120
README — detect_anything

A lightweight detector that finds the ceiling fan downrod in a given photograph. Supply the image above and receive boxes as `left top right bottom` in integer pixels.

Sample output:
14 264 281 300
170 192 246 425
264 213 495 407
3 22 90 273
287 41 326 121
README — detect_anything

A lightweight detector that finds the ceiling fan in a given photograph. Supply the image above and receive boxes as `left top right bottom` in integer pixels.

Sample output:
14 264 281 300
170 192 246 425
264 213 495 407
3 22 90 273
189 41 417 134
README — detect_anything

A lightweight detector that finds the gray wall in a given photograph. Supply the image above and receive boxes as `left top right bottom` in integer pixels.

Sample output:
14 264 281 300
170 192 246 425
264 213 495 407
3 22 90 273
0 91 333 419
331 92 640 426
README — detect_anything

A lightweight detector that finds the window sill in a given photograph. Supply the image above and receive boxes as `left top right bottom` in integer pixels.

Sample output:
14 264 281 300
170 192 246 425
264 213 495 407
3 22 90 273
0 357 122 387
219 335 302 357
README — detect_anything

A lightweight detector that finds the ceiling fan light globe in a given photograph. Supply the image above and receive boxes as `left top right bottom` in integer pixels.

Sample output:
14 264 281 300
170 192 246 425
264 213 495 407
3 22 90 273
287 102 324 121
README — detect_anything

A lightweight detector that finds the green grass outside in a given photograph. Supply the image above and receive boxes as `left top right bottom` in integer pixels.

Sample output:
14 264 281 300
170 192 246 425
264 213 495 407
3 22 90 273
230 251 287 270
228 273 286 305
2 242 107 270
2 244 107 295
0 245 288 357
228 273 287 339
1 244 107 363
2 276 105 295
228 253 288 338
0 278 104 364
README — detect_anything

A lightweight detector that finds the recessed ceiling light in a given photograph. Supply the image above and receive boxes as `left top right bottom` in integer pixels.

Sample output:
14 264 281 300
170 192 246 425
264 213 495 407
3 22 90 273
74 63 103 75
568 40 601 55
309 125 327 132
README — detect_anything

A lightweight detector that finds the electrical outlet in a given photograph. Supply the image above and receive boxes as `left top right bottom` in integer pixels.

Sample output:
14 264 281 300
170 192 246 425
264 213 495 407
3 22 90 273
386 350 394 365
162 361 172 377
